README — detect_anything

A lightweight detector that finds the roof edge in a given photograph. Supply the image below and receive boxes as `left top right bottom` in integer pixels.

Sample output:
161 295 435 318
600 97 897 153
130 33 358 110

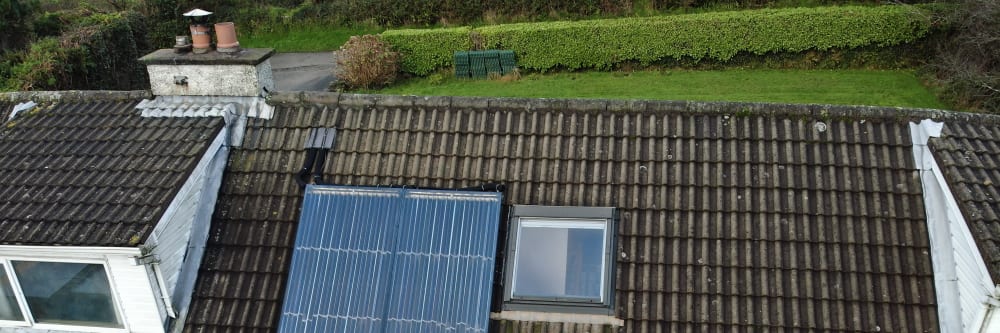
268 92 1000 124
0 90 151 103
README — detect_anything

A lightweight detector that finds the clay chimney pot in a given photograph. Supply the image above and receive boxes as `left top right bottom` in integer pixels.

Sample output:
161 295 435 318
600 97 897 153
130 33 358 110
215 22 240 53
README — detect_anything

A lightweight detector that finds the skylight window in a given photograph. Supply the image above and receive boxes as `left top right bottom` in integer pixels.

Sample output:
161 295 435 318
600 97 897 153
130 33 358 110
512 218 608 302
503 205 617 314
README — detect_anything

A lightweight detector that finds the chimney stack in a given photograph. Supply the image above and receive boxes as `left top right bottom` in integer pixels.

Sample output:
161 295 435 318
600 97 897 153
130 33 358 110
139 8 272 96
138 48 274 97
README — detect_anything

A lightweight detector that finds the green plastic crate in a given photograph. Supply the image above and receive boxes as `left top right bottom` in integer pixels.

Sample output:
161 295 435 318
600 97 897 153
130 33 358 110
454 51 471 78
470 52 487 78
458 50 517 79
484 51 502 76
499 51 516 75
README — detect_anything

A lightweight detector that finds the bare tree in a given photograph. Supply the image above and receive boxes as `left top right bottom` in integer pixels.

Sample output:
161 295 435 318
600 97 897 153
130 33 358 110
935 0 1000 112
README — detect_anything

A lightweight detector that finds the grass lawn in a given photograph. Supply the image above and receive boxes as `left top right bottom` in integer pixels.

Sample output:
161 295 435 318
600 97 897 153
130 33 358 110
241 26 384 52
380 69 947 109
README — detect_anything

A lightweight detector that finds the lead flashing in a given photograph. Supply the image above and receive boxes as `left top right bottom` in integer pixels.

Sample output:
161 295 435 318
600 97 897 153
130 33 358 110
491 311 623 326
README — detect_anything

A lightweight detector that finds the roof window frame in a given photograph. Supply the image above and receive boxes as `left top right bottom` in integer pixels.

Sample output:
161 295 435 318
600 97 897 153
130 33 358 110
502 205 617 315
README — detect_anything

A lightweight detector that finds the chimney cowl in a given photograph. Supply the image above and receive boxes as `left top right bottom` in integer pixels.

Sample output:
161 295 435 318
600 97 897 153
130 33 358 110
182 8 213 18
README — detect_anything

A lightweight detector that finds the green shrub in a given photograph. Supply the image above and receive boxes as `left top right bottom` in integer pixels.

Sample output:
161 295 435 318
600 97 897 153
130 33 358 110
32 11 64 38
64 11 150 90
381 27 472 75
384 5 945 75
4 11 150 91
4 37 78 90
336 35 401 90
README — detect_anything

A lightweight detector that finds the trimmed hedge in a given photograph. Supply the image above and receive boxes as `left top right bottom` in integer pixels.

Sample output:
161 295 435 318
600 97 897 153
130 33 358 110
383 5 944 75
382 27 472 75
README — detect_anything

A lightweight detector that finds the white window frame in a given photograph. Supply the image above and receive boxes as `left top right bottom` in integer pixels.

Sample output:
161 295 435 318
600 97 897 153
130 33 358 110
502 205 617 315
0 261 29 327
0 256 129 333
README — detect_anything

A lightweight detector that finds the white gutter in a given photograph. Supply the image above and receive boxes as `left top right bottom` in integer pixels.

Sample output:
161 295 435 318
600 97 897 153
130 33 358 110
152 262 178 318
0 245 141 257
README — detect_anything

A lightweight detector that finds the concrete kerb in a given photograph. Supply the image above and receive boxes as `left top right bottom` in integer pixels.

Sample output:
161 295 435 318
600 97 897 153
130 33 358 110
608 99 645 113
415 96 452 109
266 91 304 105
486 97 532 111
302 91 341 107
375 95 417 109
451 96 489 109
1 90 990 125
229 91 1000 125
338 94 379 109
0 90 152 103
566 99 608 113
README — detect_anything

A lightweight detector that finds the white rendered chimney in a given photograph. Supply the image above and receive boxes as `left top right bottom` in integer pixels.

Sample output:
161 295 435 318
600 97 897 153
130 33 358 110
138 48 274 97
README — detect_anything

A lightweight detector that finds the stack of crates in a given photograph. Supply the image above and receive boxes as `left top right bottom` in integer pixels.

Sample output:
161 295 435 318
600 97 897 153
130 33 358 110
499 51 516 75
454 52 471 79
470 51 488 78
454 50 517 79
484 50 502 77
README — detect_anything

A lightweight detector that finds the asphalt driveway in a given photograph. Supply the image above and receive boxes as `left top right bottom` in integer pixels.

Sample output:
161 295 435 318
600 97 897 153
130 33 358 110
270 52 336 91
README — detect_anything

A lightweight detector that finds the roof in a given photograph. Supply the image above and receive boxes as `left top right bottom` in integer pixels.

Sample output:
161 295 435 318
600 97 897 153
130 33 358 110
184 93 962 332
929 123 1000 283
0 91 224 246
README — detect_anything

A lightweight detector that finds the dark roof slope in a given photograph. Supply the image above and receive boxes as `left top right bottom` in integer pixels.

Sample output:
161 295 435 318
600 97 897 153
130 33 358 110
929 123 1000 283
186 93 942 332
0 92 224 246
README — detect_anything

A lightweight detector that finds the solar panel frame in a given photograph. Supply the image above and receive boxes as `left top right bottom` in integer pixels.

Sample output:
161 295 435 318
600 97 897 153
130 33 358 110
279 185 503 333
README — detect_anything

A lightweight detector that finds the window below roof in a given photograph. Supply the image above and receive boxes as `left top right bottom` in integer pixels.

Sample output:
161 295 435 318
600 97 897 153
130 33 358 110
0 266 24 321
503 205 617 315
0 260 123 331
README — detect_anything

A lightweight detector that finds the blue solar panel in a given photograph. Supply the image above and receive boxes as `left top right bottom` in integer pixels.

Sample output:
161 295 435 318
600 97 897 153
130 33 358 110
279 185 503 333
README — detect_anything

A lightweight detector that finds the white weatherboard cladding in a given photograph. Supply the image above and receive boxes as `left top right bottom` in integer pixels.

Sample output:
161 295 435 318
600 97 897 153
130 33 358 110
911 120 997 332
0 246 163 333
146 60 274 97
146 128 229 331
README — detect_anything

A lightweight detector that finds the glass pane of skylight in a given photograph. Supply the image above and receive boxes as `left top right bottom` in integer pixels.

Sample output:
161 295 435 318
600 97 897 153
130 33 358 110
0 266 24 321
513 219 606 301
12 261 121 328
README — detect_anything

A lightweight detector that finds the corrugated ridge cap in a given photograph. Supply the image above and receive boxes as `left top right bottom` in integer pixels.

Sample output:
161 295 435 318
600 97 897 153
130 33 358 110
268 92 1000 124
0 90 151 103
